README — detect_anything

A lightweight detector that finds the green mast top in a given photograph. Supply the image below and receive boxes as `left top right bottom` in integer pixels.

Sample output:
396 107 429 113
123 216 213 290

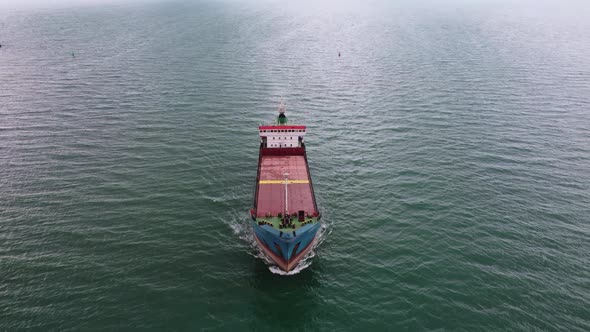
277 100 288 124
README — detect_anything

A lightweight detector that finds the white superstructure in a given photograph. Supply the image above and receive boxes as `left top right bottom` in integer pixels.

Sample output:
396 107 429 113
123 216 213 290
259 101 307 148
259 125 306 148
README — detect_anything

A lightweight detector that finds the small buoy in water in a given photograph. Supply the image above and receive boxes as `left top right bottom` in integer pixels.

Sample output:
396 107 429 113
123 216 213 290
338 51 340 57
71 52 75 57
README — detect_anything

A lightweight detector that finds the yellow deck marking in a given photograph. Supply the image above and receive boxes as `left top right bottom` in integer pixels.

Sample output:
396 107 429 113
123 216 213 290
259 180 309 184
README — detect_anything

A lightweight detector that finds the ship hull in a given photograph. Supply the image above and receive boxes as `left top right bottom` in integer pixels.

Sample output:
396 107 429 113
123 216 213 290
251 221 321 272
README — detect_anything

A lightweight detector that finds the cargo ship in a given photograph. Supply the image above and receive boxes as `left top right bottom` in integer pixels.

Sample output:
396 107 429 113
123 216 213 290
250 102 321 272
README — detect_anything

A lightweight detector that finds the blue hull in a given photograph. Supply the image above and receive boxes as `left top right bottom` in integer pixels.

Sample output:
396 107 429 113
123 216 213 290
251 221 321 271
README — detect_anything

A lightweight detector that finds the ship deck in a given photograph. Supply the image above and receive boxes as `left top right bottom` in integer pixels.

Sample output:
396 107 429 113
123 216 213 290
255 150 317 218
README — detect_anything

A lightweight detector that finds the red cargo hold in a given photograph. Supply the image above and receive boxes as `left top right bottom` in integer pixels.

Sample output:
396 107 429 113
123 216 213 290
255 153 317 217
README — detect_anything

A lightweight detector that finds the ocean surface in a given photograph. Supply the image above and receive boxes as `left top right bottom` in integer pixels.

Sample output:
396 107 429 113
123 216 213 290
1 0 590 330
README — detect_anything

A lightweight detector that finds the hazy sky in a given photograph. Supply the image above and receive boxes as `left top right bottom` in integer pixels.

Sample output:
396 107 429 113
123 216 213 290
2 0 588 14
0 0 157 11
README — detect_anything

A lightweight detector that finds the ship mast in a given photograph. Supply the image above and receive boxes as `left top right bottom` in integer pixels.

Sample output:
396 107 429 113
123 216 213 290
278 100 288 124
284 172 289 217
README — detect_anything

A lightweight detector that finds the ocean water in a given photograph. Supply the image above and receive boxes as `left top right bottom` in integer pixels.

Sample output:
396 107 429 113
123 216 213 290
1 0 590 330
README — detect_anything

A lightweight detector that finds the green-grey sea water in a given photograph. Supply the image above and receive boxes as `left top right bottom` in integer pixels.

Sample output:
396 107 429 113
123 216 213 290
1 0 589 330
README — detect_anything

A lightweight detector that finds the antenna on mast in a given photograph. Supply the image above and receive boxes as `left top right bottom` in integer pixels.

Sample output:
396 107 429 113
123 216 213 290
277 99 288 124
